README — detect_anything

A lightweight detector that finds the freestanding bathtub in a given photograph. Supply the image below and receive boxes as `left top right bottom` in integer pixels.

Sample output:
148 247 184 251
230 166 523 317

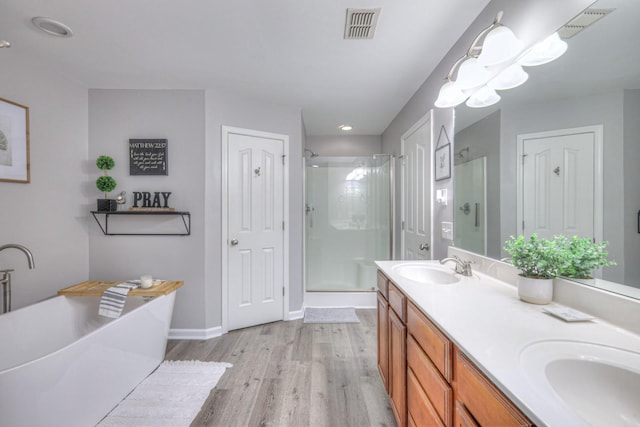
0 292 176 427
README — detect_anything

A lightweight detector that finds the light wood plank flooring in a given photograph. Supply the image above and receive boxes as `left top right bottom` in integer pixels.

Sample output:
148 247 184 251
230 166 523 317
165 309 396 427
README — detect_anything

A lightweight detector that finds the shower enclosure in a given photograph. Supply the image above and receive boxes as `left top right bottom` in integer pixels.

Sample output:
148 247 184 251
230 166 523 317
305 155 392 292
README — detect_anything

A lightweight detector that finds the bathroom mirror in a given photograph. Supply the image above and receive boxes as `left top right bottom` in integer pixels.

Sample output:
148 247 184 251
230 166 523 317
453 0 640 298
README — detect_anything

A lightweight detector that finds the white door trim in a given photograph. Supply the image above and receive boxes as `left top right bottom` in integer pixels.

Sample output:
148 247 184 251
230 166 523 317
400 110 433 259
221 125 290 334
516 125 603 242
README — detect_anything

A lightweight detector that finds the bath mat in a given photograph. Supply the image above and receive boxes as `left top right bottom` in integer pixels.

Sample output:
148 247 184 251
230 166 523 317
303 307 360 323
98 360 232 427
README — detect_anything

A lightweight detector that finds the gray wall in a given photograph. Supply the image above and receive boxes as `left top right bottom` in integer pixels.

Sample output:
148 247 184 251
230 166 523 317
88 89 207 329
455 111 501 259
0 49 89 309
306 135 382 157
88 89 304 331
382 0 592 260
624 89 640 287
499 91 625 283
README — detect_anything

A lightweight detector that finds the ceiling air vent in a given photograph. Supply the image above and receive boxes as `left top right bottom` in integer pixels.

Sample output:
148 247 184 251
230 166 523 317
559 8 614 39
344 8 381 39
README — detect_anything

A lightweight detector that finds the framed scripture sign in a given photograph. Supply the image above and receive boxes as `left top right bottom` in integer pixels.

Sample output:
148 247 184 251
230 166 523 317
0 97 30 183
129 139 168 175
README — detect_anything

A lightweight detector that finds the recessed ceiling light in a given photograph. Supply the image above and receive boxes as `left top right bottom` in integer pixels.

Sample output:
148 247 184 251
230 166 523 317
339 124 353 131
0 40 11 48
32 17 73 38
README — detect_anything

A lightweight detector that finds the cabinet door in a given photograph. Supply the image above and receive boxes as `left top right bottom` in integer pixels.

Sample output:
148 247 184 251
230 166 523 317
454 349 533 426
377 292 390 391
389 308 407 427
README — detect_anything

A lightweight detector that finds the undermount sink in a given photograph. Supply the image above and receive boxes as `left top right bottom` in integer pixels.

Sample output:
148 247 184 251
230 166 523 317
520 340 640 426
392 263 460 285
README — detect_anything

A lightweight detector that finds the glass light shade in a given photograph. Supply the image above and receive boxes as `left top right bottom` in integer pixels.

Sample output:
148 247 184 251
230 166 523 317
435 81 467 108
487 63 529 90
466 86 501 108
455 57 490 90
477 25 524 67
518 32 568 67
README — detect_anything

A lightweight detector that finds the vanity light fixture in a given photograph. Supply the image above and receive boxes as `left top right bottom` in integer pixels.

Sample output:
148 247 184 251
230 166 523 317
31 17 74 38
339 124 353 131
435 11 568 109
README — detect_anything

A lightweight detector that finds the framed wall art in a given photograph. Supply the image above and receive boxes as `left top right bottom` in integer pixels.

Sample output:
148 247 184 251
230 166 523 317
0 97 30 183
129 139 168 176
434 125 451 181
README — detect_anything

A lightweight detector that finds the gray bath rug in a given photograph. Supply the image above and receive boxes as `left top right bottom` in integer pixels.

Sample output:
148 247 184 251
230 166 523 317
303 307 360 324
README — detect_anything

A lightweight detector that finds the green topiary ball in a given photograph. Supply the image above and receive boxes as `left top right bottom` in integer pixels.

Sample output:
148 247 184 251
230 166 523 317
96 175 117 193
96 155 115 171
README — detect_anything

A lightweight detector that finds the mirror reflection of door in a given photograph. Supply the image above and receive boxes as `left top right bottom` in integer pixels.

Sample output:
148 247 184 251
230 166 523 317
401 115 432 260
454 156 487 255
517 125 603 249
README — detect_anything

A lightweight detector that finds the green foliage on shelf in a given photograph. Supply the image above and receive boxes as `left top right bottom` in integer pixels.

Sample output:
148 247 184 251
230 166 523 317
96 155 115 171
96 155 116 198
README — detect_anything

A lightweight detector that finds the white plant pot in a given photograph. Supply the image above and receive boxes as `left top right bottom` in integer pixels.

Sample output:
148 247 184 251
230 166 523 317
517 276 553 305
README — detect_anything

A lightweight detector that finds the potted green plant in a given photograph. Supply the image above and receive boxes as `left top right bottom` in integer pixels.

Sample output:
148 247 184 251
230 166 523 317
96 155 117 212
561 236 615 280
503 234 572 304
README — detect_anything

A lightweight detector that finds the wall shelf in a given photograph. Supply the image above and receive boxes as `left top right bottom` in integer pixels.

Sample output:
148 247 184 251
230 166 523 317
90 211 191 236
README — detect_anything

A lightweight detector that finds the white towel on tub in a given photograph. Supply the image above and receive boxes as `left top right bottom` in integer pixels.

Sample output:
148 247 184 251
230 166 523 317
99 281 140 318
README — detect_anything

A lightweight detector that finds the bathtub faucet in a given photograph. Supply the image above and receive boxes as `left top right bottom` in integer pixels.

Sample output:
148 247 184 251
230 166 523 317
0 244 35 314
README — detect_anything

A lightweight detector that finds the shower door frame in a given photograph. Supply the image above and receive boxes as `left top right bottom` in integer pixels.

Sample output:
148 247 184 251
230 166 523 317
302 154 394 306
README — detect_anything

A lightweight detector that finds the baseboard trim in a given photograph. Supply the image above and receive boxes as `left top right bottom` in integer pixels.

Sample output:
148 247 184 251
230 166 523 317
168 326 223 340
288 309 304 320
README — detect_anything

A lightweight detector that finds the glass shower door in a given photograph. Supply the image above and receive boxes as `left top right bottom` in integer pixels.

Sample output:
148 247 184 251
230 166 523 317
305 155 391 292
454 156 487 255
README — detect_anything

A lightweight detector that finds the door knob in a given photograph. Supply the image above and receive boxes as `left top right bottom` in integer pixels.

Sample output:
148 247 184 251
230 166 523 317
419 243 430 251
230 239 239 246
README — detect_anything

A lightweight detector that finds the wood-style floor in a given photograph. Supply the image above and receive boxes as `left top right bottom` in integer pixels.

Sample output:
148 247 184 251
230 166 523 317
165 309 396 427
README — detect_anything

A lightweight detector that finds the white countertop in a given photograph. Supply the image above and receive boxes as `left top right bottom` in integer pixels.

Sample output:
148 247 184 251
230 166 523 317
376 260 640 427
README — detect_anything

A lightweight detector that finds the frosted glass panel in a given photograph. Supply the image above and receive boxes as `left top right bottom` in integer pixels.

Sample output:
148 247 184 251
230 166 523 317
305 156 391 292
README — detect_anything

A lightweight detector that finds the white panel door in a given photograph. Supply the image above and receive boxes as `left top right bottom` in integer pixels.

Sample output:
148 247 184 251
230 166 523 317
401 117 432 260
227 131 284 331
520 129 598 240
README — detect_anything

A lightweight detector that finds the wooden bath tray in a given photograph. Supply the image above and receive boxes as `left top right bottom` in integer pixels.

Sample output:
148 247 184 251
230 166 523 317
58 280 184 297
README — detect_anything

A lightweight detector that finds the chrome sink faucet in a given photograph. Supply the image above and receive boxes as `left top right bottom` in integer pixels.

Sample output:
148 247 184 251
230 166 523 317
440 255 473 277
0 244 35 314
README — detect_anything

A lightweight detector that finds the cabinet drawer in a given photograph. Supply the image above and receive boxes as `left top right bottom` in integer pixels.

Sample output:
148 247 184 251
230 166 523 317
388 282 406 321
407 335 452 426
377 270 389 299
407 301 452 381
407 368 445 427
454 349 533 427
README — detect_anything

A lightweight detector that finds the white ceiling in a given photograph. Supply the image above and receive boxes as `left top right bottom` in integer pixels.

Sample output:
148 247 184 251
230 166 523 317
0 0 491 136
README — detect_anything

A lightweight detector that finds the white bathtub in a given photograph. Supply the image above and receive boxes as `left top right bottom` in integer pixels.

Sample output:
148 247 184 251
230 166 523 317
0 292 176 427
